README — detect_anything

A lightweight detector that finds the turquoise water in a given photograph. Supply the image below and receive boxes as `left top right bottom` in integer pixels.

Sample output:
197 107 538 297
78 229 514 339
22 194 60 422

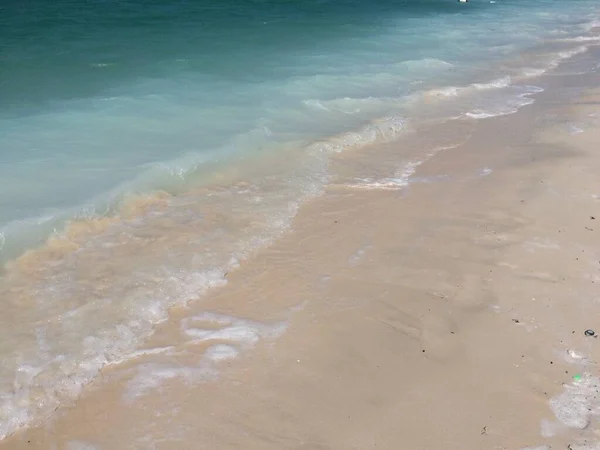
0 0 599 439
1 0 598 258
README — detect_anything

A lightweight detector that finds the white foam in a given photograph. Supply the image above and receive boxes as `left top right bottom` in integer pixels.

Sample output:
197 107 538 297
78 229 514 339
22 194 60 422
465 86 542 120
0 221 245 440
516 45 590 81
556 36 600 43
557 45 589 60
569 124 585 134
185 325 264 345
306 116 406 158
549 374 600 430
345 178 411 190
566 443 600 450
303 96 386 115
400 58 453 70
124 344 241 400
67 441 100 450
105 346 175 366
303 99 334 112
565 349 586 362
345 158 424 191
125 314 287 401
399 160 423 178
546 45 590 71
472 76 512 90
520 67 548 79
582 18 600 32
182 313 287 347
345 136 470 191
531 327 600 445
427 76 513 100
202 344 239 363
429 86 460 98
466 108 520 119
124 363 201 401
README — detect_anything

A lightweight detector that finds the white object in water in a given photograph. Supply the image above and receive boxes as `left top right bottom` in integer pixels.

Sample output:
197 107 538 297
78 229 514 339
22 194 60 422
458 0 468 3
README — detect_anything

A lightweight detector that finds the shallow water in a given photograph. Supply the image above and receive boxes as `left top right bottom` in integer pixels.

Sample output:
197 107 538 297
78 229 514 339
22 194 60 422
0 0 599 440
1 0 598 256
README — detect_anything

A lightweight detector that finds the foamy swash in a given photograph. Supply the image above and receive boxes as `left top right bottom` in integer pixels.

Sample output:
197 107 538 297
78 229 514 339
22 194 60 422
0 0 599 439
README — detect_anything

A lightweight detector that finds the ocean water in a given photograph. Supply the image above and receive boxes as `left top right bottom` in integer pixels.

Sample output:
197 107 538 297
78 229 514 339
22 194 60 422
0 0 599 439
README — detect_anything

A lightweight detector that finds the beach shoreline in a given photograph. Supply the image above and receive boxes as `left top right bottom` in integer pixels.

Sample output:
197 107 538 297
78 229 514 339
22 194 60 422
3 6 600 439
5 45 600 449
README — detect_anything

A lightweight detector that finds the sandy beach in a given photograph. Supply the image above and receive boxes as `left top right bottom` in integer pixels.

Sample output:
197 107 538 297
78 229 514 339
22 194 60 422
5 46 600 450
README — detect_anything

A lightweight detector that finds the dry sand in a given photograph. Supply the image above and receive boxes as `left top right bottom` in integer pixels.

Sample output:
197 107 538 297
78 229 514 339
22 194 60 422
5 61 600 449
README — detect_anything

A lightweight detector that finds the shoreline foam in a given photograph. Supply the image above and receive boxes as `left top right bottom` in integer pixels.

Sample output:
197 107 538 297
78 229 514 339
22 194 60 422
2 19 600 446
3 41 600 449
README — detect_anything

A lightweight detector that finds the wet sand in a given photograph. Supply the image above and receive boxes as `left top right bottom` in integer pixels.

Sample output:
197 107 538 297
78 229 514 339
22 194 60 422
6 53 600 449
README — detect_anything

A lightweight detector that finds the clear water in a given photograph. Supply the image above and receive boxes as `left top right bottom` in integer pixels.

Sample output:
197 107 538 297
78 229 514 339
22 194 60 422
1 0 598 257
0 0 599 439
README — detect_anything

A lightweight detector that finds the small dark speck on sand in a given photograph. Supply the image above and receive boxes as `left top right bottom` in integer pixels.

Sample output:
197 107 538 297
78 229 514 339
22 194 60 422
512 319 520 323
